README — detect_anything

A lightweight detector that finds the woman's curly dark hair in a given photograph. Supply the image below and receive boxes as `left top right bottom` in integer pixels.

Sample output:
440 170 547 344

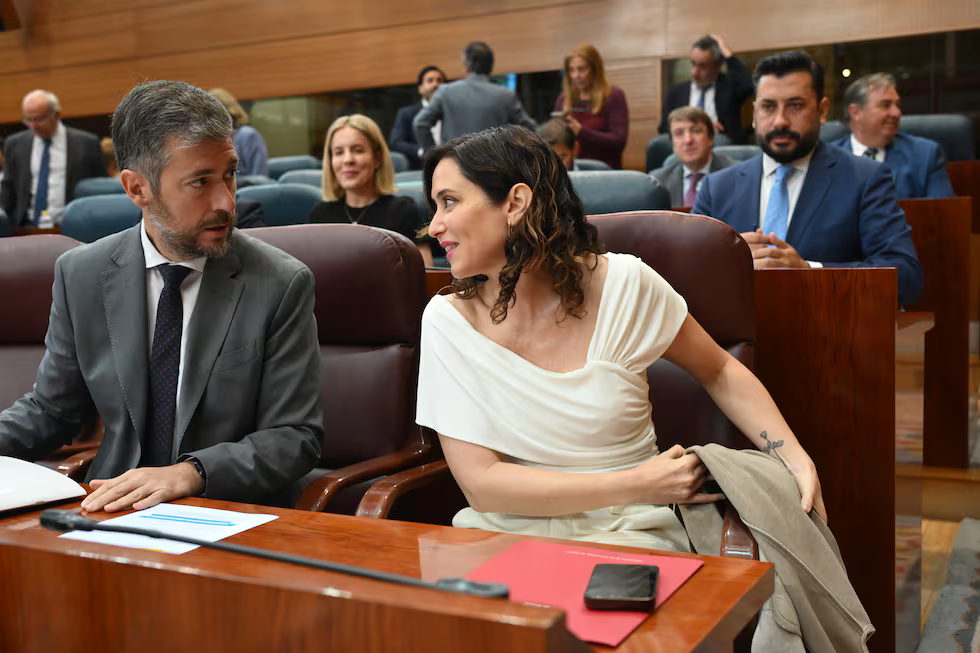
423 125 603 324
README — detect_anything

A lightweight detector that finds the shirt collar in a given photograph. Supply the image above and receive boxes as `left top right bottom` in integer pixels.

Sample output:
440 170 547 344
140 220 208 272
34 121 63 145
422 97 430 108
762 147 815 178
683 157 713 178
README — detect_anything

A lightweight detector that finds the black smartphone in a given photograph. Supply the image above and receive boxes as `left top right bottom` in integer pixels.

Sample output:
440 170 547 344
583 563 658 611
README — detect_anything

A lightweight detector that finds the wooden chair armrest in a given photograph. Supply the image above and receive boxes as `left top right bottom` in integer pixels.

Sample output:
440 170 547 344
56 449 98 481
720 500 759 560
356 459 453 519
294 441 434 512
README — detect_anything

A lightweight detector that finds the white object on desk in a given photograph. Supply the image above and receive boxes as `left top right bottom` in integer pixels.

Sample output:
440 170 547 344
60 502 279 554
0 456 86 512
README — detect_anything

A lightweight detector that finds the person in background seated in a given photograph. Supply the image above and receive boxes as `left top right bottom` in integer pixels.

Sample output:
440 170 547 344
554 44 629 169
307 114 433 266
536 119 578 170
208 88 269 177
694 51 923 306
100 137 119 177
0 80 323 511
652 106 735 208
829 73 954 199
658 35 754 143
414 41 536 153
390 65 446 169
1 90 107 227
419 123 825 546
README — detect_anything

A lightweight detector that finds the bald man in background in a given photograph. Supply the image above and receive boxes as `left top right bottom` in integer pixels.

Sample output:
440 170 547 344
0 90 107 227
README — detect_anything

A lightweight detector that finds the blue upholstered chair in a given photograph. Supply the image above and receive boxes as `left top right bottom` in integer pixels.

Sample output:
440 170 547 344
61 195 141 243
278 169 323 187
394 170 423 184
390 151 410 173
237 175 277 188
819 120 849 143
645 134 673 173
569 171 671 214
73 177 125 198
267 155 321 180
575 158 612 171
900 114 975 161
236 184 323 227
714 144 762 162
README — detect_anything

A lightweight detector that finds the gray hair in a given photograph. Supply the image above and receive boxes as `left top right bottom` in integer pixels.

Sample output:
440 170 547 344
24 90 61 114
111 80 233 192
691 36 723 64
842 73 896 122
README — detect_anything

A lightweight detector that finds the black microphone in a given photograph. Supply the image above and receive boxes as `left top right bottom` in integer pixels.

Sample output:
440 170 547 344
39 509 508 599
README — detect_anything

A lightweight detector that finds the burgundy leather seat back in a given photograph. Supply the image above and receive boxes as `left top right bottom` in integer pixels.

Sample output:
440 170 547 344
248 224 426 468
0 235 82 411
590 211 755 450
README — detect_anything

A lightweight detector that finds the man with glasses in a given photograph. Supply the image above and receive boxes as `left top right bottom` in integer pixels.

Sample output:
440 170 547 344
0 90 107 228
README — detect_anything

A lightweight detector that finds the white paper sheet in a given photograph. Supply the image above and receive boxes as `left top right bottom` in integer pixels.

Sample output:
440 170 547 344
60 502 278 554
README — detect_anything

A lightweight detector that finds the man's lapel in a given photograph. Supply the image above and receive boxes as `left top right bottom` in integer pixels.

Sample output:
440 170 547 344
732 158 763 233
100 227 149 440
174 242 244 449
787 142 835 243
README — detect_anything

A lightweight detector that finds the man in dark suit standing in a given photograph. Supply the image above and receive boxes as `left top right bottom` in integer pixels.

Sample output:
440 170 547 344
0 90 107 227
0 81 323 512
829 73 954 199
652 106 735 207
658 35 754 143
389 66 446 170
693 51 922 305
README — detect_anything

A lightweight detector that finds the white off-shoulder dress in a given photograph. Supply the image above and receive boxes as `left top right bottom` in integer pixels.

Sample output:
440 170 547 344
416 253 691 551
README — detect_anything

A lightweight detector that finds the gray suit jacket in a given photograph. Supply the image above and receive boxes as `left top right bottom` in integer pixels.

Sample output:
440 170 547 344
413 74 536 151
0 226 323 503
651 153 736 208
0 126 108 226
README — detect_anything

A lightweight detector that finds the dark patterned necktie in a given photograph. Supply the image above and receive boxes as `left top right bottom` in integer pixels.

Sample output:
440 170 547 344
863 147 878 159
142 264 193 467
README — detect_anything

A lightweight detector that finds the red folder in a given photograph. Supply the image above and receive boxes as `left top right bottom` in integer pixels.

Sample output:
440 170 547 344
465 539 703 646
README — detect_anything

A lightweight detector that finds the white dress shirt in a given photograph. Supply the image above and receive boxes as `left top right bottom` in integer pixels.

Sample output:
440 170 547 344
849 134 886 162
758 150 822 267
417 98 442 158
28 121 68 225
689 83 718 123
682 158 713 194
141 221 208 405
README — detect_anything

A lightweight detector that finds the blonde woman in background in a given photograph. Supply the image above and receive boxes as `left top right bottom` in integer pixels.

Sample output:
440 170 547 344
209 87 269 177
307 114 433 265
554 44 629 169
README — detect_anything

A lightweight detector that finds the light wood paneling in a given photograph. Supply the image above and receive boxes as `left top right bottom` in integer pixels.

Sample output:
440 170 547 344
0 0 977 168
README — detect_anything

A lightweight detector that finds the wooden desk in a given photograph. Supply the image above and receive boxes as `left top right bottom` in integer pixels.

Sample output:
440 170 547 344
10 226 61 236
0 498 773 653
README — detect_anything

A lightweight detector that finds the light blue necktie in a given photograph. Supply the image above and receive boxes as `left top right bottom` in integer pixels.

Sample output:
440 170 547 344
764 165 793 241
33 138 52 226
696 87 707 110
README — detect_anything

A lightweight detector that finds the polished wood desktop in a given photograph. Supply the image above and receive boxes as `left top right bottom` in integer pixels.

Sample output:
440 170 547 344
0 497 773 653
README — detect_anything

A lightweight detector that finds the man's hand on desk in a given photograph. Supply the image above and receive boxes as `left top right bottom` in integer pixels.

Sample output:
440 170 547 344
81 463 205 513
740 230 809 269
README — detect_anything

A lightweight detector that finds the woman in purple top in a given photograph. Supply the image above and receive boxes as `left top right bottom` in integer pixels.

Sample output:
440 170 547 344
209 88 270 177
555 44 629 169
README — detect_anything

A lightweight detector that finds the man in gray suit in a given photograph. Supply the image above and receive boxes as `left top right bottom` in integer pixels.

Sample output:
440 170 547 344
414 41 536 152
0 81 323 512
652 106 735 208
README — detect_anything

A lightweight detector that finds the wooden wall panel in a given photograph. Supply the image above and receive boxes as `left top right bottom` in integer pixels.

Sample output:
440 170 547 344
0 0 977 167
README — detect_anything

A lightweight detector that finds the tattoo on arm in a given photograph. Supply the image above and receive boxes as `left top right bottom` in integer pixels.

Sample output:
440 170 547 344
761 431 785 465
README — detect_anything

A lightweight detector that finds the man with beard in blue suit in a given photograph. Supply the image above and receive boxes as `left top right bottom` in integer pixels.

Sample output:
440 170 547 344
694 50 923 305
830 73 953 199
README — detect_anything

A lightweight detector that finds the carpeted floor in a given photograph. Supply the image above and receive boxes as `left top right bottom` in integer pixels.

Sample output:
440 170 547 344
918 518 980 652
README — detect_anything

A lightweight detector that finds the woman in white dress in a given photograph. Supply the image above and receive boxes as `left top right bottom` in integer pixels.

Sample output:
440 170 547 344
417 125 826 551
